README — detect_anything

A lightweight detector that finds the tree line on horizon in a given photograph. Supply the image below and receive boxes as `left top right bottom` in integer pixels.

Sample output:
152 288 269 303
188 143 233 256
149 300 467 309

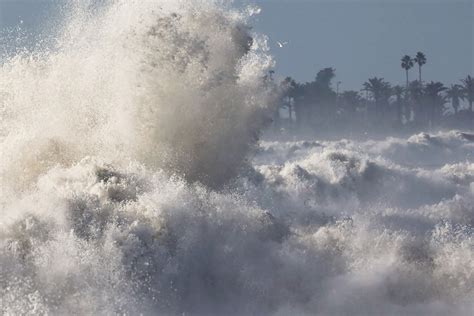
274 52 473 135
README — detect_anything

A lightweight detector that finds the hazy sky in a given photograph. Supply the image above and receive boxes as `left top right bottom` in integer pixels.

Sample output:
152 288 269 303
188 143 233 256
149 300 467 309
253 0 473 90
1 0 472 90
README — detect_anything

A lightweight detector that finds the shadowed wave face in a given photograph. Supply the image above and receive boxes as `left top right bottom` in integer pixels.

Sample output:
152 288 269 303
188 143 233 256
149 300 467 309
1 1 473 316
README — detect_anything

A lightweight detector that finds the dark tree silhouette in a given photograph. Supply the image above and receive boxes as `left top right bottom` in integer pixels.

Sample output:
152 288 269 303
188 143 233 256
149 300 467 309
274 65 472 135
392 85 405 124
297 68 337 128
401 55 414 91
281 77 297 121
363 77 391 120
446 84 464 115
461 75 474 113
424 81 447 127
414 52 427 83
341 90 362 115
315 68 336 88
409 80 424 123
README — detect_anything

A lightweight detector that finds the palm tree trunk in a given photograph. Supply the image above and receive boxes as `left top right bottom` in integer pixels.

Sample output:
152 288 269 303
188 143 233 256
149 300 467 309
405 70 410 123
405 70 409 90
418 65 422 83
470 99 473 126
432 103 436 127
397 101 402 124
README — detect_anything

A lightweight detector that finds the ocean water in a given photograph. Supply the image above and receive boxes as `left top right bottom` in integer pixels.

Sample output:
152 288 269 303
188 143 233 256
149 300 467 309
1 1 473 315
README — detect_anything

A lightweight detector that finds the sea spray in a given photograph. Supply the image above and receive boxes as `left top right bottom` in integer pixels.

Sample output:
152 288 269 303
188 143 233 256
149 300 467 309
1 1 473 316
0 0 275 193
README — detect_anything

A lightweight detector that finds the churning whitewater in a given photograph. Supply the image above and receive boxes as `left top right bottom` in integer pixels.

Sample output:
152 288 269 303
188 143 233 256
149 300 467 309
1 1 473 315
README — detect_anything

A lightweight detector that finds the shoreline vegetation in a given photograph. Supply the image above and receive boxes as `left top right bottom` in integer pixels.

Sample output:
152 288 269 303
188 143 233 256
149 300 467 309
269 53 473 138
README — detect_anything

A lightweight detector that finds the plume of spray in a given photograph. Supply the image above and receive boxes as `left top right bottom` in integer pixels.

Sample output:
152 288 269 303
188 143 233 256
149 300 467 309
0 0 276 194
4 2 472 315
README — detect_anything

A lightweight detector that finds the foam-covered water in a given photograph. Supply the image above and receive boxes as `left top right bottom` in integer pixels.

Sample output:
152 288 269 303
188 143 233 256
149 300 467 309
1 1 473 315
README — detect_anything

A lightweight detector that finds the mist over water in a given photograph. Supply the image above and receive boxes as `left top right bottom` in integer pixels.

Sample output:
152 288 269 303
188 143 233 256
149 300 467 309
1 1 473 315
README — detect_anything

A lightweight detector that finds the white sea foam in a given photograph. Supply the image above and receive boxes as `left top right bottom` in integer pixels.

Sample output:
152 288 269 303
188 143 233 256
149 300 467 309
0 0 275 193
1 1 473 315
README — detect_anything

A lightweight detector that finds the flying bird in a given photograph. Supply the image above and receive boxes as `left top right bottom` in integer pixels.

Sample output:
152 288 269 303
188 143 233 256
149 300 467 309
276 41 288 48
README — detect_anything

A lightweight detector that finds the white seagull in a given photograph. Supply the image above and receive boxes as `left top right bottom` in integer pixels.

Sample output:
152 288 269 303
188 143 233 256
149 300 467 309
276 41 288 48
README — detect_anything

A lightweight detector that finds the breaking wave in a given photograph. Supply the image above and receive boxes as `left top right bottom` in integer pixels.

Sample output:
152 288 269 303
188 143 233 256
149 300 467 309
1 1 473 315
0 0 274 192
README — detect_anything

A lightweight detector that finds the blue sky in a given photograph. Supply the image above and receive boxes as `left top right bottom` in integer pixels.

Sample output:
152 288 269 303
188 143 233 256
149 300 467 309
252 0 473 90
1 0 472 90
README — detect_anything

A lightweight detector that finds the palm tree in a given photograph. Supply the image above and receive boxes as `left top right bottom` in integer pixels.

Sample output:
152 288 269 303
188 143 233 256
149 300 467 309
401 55 414 91
409 80 424 123
461 75 474 113
392 85 405 124
414 52 427 83
281 77 298 122
341 90 362 115
446 84 464 115
424 81 447 126
363 77 392 120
